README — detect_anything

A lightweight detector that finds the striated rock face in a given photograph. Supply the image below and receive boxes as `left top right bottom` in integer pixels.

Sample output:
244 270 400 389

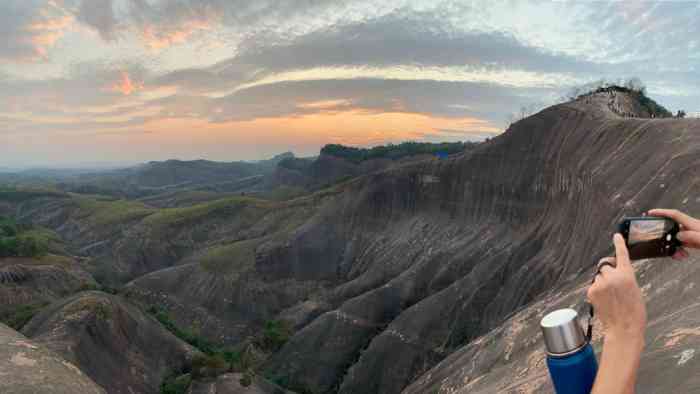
402 249 700 394
0 257 97 321
22 291 200 394
261 92 700 393
0 322 105 394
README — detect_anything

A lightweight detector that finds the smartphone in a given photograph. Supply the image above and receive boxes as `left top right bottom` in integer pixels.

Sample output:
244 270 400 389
618 217 680 260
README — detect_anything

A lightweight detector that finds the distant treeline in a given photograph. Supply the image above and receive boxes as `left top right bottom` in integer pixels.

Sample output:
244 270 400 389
320 141 472 163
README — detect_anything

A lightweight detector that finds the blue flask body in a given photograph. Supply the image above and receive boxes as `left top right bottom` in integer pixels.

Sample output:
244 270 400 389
546 343 598 394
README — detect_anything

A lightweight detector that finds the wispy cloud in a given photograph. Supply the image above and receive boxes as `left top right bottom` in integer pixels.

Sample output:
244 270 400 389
1 0 699 166
0 1 74 62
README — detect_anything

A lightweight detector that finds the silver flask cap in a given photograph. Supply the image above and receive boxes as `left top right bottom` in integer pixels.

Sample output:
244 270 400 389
540 308 587 356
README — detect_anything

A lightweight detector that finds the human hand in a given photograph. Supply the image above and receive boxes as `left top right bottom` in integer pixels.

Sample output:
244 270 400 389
587 234 647 342
647 208 700 260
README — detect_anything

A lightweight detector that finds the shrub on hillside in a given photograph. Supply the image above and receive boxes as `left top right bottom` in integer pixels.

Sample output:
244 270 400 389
160 373 191 394
258 320 292 352
191 353 227 379
0 216 50 258
568 78 673 118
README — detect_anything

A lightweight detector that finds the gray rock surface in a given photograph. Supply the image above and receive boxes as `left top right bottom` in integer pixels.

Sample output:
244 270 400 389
22 291 199 394
0 256 97 320
0 322 105 393
264 91 700 393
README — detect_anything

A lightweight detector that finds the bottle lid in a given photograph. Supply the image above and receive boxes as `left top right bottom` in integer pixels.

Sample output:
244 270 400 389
540 308 587 356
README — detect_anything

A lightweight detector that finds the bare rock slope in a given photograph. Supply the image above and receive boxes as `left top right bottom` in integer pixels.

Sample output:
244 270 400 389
0 322 105 393
22 291 200 394
260 91 700 393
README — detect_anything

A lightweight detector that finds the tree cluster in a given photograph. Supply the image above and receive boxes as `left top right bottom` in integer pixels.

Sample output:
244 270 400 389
321 141 470 163
0 216 49 258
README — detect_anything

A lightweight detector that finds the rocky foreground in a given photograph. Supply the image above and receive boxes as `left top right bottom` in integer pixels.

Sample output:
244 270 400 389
1 90 700 393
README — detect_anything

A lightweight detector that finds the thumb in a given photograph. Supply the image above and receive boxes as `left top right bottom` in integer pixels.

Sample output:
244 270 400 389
678 231 700 249
614 233 631 268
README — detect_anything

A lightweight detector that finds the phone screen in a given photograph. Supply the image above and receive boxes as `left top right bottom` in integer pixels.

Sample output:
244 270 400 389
628 219 671 245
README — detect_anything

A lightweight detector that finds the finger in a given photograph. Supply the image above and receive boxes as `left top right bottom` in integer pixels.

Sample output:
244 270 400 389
613 233 631 268
599 256 617 265
599 264 615 276
587 282 600 301
596 257 617 273
678 231 700 249
648 209 700 230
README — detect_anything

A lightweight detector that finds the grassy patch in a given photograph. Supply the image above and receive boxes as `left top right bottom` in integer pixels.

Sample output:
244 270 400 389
0 216 52 258
200 239 260 274
74 197 155 228
258 320 292 352
160 373 191 394
143 196 273 230
0 303 49 330
0 187 67 203
36 254 74 267
264 186 309 201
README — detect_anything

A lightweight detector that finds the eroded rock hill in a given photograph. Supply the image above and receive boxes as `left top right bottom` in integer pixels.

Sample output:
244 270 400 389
259 91 700 393
1 90 699 393
22 291 200 394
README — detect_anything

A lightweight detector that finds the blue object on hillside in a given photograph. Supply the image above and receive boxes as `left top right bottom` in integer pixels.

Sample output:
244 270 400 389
541 309 598 394
435 152 449 160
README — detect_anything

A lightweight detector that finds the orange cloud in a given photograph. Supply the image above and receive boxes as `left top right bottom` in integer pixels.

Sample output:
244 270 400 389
22 9 74 61
113 110 499 156
107 72 144 96
142 18 214 51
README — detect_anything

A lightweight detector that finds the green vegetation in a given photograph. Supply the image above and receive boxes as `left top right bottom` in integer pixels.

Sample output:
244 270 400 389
571 78 673 118
240 370 254 386
0 216 50 258
160 373 191 394
259 320 292 352
0 303 49 330
191 353 228 379
200 239 260 274
143 196 272 230
321 141 469 163
151 307 293 391
148 306 219 354
94 303 112 320
264 185 309 201
74 197 155 228
0 186 67 203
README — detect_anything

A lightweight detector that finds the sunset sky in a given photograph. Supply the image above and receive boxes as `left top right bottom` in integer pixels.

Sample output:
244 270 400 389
1 0 699 167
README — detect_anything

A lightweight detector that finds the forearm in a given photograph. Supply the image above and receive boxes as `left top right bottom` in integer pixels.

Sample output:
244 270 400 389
591 333 644 394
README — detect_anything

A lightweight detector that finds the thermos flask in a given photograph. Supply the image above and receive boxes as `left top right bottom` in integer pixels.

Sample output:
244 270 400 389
540 308 598 394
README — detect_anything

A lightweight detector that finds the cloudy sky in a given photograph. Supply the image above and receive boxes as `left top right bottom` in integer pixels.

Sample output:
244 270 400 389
1 0 698 167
